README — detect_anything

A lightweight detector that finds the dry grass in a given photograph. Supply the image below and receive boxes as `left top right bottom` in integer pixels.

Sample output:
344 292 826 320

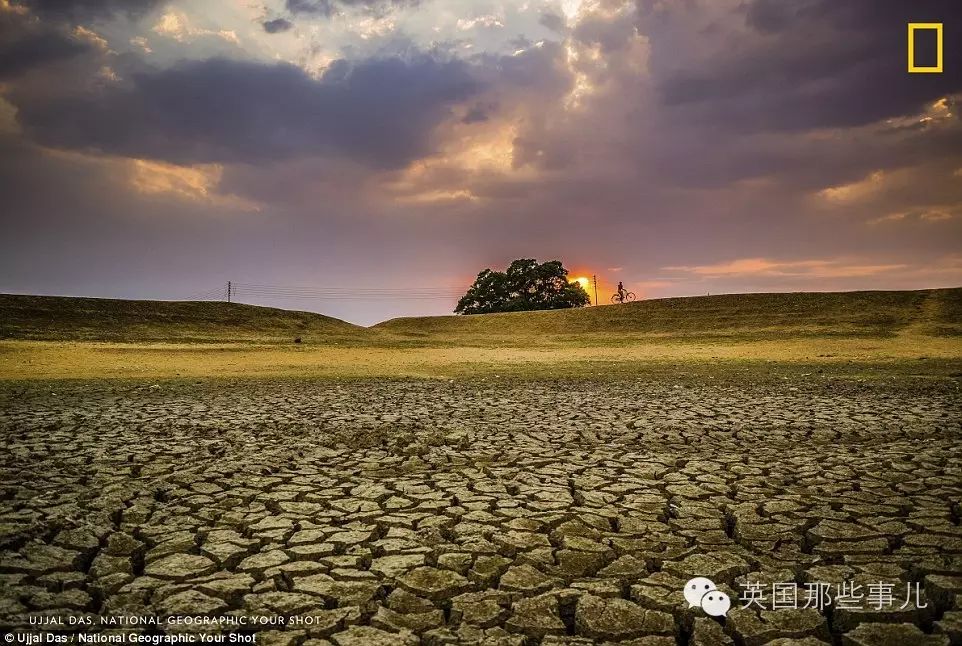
1 288 959 381
0 294 367 343
375 288 962 345
1 333 959 381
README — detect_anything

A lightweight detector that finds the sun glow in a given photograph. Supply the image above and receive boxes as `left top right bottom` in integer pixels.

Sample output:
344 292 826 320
572 276 591 290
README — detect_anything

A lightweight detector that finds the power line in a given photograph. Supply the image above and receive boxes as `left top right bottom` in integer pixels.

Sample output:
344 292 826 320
231 285 460 297
234 282 462 295
184 282 466 302
232 282 463 299
235 290 460 301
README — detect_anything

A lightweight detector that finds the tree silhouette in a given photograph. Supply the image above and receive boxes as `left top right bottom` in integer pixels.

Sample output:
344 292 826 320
455 259 590 314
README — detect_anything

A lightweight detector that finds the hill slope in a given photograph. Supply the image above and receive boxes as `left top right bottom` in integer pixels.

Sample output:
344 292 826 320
374 288 962 344
0 295 368 343
2 288 959 346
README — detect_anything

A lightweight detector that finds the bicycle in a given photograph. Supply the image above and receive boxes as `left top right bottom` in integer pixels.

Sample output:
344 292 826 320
610 290 636 304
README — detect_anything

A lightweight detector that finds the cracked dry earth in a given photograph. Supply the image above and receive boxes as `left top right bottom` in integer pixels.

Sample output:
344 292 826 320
1 378 962 646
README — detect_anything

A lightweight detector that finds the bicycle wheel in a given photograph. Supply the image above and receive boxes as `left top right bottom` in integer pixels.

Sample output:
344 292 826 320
624 292 636 302
610 294 622 304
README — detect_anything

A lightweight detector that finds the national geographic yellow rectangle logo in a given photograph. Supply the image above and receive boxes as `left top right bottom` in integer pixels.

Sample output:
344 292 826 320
908 23 943 73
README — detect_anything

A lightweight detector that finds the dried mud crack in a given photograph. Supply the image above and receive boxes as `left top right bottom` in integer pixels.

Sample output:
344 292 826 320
1 378 961 645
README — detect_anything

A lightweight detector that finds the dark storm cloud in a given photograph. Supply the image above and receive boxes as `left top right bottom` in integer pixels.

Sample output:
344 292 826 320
262 17 293 33
0 11 89 79
285 0 417 18
14 0 165 21
461 103 493 124
640 0 961 132
492 40 569 95
572 10 636 54
11 55 483 168
538 12 564 33
743 0 794 34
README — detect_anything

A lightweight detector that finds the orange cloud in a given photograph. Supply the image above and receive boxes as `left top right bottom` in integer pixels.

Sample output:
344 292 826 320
152 9 239 44
383 121 527 204
0 0 28 14
41 148 260 212
128 159 260 212
664 257 907 279
817 171 886 203
869 206 957 225
0 95 19 135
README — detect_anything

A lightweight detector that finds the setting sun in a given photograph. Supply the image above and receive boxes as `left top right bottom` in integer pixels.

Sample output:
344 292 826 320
572 276 591 290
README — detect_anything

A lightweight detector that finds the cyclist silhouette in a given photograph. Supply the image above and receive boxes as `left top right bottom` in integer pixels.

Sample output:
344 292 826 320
611 282 635 304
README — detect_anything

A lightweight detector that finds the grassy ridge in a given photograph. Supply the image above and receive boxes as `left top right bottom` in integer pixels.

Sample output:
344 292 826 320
0 294 368 343
1 289 960 380
375 288 962 343
0 288 959 345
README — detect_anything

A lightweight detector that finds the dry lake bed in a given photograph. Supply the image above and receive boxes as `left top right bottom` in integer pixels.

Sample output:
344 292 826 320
1 377 961 645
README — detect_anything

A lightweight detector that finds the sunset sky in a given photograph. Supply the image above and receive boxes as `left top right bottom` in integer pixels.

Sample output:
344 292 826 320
1 0 960 324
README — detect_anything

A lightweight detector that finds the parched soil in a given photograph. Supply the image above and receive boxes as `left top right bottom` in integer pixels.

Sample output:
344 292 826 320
1 378 961 645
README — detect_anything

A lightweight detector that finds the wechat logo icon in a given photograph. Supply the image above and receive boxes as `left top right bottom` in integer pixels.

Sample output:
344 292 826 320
684 577 731 617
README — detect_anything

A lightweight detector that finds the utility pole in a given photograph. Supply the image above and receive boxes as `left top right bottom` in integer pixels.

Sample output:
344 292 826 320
227 281 231 303
592 274 598 306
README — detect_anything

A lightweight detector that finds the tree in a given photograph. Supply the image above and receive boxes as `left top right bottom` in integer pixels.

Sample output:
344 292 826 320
455 258 591 314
